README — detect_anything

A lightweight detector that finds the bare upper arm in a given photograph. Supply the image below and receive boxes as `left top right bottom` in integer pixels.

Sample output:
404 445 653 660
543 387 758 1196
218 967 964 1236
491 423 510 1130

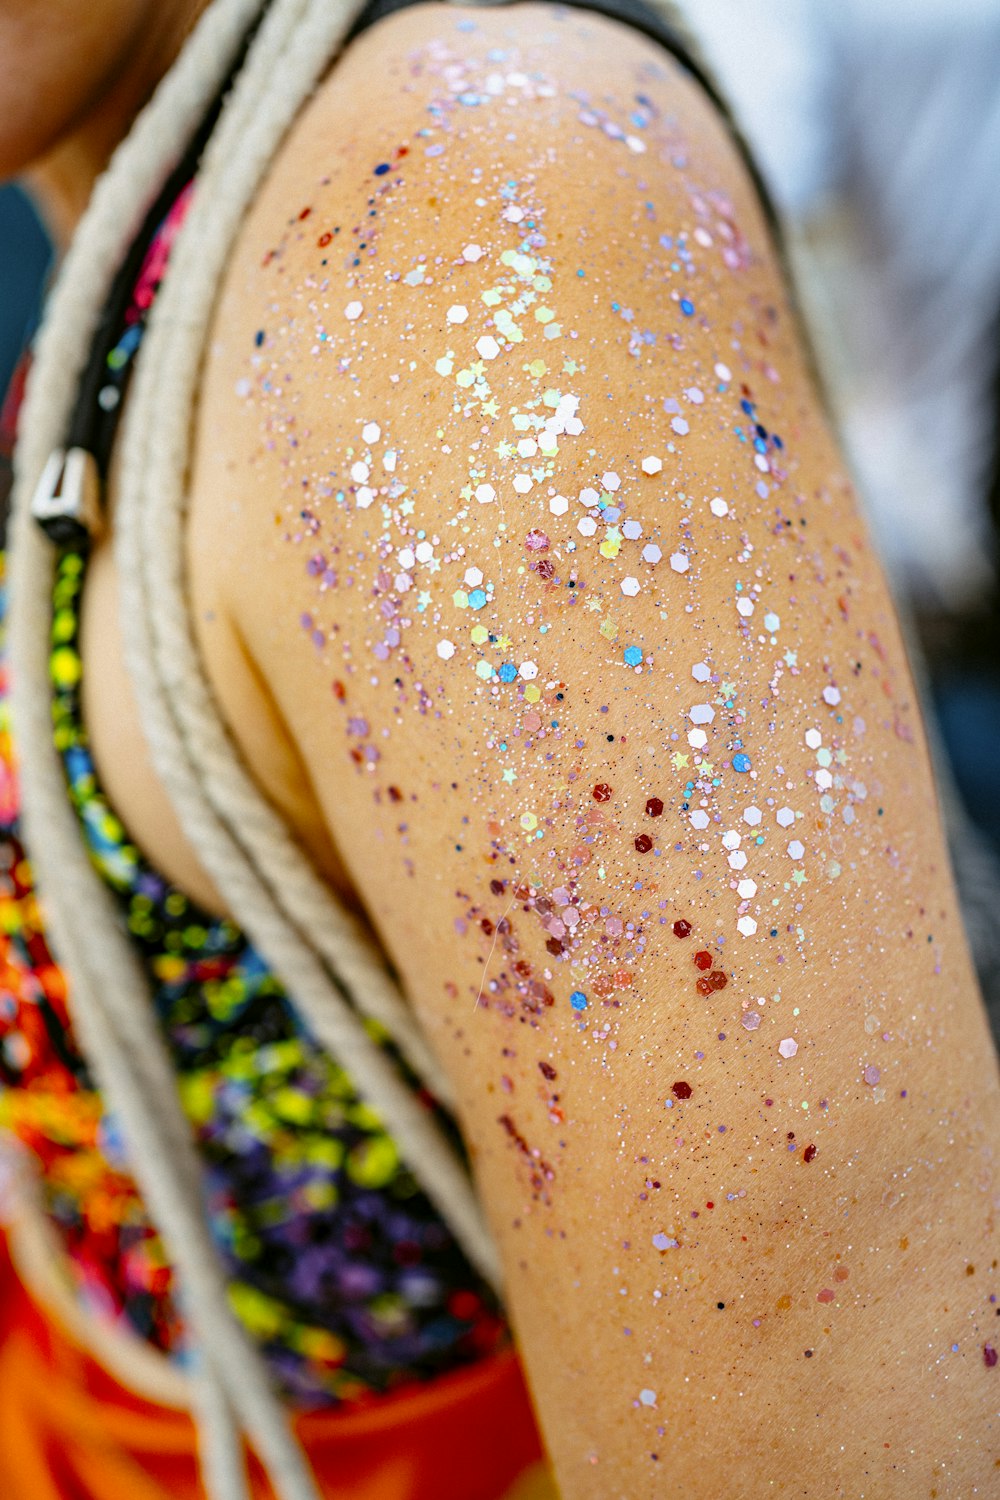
190 5 1000 1494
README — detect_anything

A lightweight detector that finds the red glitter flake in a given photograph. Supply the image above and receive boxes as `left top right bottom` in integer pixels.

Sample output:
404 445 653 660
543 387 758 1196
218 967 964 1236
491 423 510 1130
672 919 692 939
538 1060 557 1081
645 797 664 818
298 206 312 220
318 231 333 246
696 970 728 996
803 1144 817 1163
536 558 555 580
694 950 713 971
672 1081 693 1100
634 834 653 853
817 1288 835 1304
331 680 346 701
592 783 613 803
985 1345 998 1369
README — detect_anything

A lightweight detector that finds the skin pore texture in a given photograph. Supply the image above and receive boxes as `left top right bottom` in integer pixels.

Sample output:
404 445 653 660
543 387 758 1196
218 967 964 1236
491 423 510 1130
34 1 1000 1495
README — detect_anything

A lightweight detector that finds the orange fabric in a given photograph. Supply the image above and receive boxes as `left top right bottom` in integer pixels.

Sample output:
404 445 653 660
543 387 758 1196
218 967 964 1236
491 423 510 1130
0 1232 545 1500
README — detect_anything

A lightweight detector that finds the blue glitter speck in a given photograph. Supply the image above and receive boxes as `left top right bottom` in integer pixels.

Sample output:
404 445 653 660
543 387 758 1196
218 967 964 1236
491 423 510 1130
732 753 752 773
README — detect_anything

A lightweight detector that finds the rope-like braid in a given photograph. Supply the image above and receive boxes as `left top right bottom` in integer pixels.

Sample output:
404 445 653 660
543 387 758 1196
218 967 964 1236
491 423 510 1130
9 3 345 1496
195 1358 253 1500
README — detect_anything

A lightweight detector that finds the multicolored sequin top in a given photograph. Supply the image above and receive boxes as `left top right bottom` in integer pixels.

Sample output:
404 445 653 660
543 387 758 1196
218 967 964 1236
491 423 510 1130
0 180 504 1407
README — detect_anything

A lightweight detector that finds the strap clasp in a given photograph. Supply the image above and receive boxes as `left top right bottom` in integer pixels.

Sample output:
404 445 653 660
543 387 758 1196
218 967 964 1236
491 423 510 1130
30 447 103 547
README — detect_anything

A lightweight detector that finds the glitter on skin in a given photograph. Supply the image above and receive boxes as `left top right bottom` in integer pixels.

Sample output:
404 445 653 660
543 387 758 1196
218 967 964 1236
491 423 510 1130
193 7 1000 1487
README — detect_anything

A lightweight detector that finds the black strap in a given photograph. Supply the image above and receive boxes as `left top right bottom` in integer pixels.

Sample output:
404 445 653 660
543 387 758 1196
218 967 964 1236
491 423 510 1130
64 18 263 487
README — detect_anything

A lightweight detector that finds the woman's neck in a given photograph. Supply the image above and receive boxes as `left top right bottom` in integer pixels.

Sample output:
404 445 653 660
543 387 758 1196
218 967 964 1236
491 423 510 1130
25 0 212 251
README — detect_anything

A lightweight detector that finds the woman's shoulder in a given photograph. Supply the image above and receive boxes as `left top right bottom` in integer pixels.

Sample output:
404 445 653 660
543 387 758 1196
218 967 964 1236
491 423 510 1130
181 14 1000 1492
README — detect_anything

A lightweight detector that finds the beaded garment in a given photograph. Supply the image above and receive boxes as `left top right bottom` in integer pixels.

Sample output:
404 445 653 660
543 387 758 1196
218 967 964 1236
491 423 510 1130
0 179 503 1408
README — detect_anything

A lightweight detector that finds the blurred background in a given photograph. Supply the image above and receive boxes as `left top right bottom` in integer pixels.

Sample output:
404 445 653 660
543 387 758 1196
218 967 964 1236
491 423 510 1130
2 0 998 1032
682 0 1000 1033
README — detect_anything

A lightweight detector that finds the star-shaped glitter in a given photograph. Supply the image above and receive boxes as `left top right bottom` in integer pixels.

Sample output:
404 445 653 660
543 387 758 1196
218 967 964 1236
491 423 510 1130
417 590 432 610
501 768 517 785
671 751 689 769
791 868 807 886
784 650 798 667
399 498 415 515
482 399 499 418
563 358 579 375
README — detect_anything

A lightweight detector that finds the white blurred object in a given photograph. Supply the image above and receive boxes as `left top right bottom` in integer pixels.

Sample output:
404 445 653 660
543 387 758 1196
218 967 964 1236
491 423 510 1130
675 0 831 219
680 0 1000 609
819 0 1000 607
